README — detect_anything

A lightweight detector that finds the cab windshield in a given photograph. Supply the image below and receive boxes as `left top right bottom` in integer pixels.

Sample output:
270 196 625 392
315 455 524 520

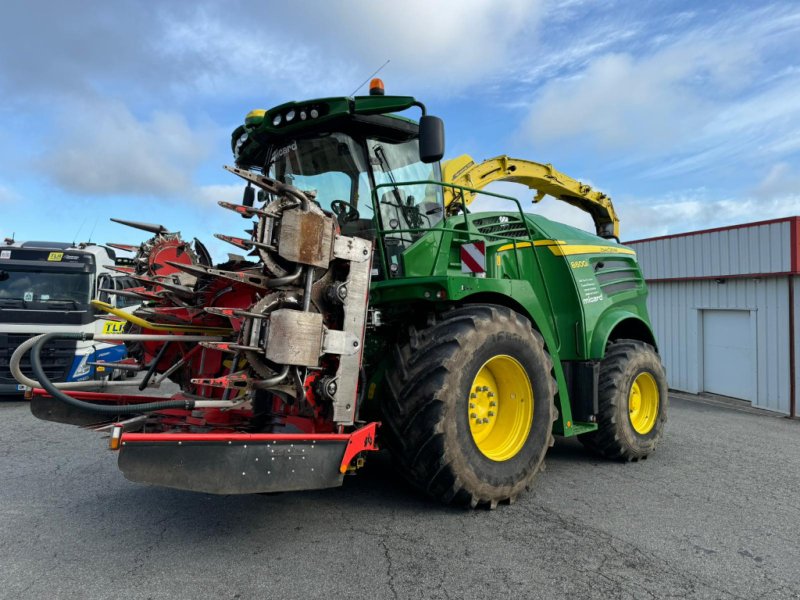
0 268 92 310
265 132 444 269
266 132 443 224
266 133 373 218
368 137 444 248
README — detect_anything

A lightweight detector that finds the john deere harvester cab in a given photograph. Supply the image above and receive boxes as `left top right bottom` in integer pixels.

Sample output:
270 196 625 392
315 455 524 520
18 81 666 508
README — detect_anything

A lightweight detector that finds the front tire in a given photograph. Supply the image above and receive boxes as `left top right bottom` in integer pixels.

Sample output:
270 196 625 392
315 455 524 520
580 339 667 460
381 305 556 508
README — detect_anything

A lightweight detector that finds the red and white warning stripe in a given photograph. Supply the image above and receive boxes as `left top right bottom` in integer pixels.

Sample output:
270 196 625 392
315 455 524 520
460 242 486 274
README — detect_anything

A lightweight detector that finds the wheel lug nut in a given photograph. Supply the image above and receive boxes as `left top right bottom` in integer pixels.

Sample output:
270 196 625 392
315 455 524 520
470 393 477 399
469 403 475 409
488 411 494 417
487 392 494 398
482 418 489 423
489 401 497 407
482 386 489 392
470 413 477 419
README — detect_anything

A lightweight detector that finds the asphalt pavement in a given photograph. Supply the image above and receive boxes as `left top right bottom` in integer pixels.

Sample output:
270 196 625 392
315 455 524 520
1 394 798 600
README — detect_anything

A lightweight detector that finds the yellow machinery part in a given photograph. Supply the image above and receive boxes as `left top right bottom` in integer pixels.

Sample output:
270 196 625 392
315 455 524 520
442 154 620 239
629 372 659 435
91 300 232 335
468 354 534 461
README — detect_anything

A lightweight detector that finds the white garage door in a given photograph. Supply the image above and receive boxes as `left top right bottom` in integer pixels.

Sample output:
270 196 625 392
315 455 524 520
702 310 755 401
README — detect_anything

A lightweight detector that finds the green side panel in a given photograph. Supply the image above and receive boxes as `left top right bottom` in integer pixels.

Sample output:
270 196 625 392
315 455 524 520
370 208 656 437
524 214 653 361
589 307 658 358
570 422 598 435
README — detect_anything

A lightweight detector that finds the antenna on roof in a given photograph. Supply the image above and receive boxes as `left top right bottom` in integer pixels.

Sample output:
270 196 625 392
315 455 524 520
350 59 391 96
72 218 87 246
87 217 99 244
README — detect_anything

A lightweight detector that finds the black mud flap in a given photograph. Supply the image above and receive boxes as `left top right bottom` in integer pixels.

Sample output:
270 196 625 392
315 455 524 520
118 439 347 494
30 396 118 427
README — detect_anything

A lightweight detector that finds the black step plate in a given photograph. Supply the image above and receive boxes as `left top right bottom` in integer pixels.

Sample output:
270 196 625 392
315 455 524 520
118 439 346 494
30 396 120 427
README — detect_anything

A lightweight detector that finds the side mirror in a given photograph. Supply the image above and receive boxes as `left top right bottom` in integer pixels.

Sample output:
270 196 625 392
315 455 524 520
243 184 255 208
419 115 445 163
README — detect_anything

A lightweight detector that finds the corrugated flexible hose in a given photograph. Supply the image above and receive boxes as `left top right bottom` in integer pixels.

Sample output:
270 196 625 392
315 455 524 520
28 332 195 414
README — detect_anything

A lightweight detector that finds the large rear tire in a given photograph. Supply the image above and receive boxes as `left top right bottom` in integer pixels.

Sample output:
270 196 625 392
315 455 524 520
381 305 556 508
580 339 667 461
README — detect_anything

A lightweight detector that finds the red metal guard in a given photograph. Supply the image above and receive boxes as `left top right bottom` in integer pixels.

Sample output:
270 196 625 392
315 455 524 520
120 421 380 473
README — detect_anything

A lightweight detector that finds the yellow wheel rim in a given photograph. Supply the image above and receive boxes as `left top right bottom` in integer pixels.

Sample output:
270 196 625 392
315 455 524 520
468 355 533 461
629 372 659 435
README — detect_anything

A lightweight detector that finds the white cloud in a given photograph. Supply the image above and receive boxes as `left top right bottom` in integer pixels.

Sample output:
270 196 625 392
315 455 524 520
621 189 800 241
525 39 753 153
752 163 800 200
306 0 543 89
43 99 212 197
158 0 545 99
195 183 246 206
0 184 15 203
638 74 800 179
521 3 800 182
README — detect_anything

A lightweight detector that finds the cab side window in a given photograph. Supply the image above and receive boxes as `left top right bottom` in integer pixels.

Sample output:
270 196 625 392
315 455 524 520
96 274 112 304
113 276 140 308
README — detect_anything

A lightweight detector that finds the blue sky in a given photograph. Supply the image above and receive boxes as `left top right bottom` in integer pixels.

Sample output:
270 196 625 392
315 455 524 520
1 0 799 258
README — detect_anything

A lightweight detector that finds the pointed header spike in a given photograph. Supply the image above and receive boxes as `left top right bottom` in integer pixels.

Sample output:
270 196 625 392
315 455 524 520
165 261 267 289
214 233 252 250
106 243 139 253
164 260 212 278
199 341 235 353
204 307 238 318
191 371 249 389
154 280 196 297
102 265 136 274
223 165 283 195
130 274 160 287
98 287 161 301
218 201 256 217
130 275 195 297
110 218 171 235
216 201 277 218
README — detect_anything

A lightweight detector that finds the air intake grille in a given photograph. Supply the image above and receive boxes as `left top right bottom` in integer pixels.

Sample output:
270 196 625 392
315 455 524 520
0 333 76 386
594 259 641 295
472 215 530 239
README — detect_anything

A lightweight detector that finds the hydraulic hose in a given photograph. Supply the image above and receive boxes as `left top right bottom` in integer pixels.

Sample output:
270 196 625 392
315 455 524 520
276 182 310 212
265 264 303 288
252 365 290 389
139 341 170 391
302 266 314 311
10 334 221 391
29 333 196 414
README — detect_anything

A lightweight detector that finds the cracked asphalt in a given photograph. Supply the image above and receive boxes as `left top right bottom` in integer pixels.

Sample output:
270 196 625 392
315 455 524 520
1 395 799 600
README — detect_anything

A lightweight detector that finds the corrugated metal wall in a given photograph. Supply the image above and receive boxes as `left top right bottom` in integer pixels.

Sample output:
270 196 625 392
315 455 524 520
633 220 791 279
629 219 796 414
794 277 800 416
645 278 791 413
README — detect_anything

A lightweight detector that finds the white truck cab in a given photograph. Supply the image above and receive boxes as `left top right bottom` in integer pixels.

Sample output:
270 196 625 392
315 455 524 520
0 240 139 395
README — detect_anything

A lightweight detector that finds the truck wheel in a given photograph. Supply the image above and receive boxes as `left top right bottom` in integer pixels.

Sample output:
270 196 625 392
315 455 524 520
580 339 667 461
381 305 556 508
